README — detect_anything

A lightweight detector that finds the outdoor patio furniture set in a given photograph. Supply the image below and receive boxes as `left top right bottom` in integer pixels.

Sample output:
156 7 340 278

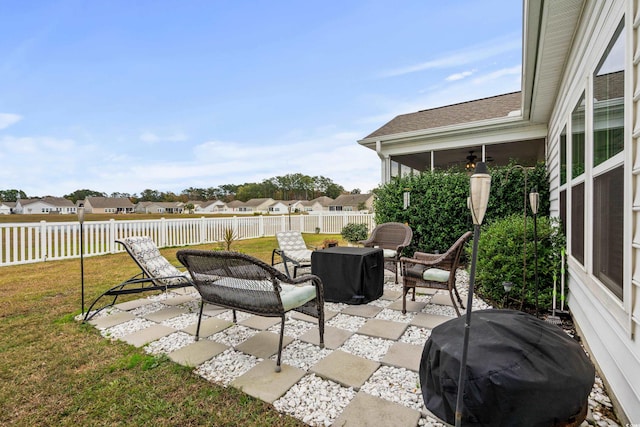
84 225 471 371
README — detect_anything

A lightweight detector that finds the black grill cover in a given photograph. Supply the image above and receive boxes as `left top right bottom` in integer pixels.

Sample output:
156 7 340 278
420 309 594 426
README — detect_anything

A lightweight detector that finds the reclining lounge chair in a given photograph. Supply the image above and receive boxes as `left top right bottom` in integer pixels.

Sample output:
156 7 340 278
271 230 313 278
83 236 193 321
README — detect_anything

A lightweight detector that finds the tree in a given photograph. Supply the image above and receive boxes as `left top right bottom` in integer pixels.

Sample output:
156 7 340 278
0 189 27 202
64 189 106 203
139 189 161 202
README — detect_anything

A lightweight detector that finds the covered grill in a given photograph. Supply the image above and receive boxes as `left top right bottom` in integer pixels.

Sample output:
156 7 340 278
420 309 594 426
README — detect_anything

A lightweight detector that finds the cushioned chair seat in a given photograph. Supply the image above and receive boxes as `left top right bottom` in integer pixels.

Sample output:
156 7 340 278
422 268 450 282
382 249 397 258
210 277 317 312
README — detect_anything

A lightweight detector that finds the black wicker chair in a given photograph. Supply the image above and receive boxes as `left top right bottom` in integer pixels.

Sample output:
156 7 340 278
177 249 325 372
359 222 413 283
400 231 472 316
84 236 193 321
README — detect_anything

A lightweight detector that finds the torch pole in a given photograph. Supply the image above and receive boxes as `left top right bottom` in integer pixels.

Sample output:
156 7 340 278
455 223 481 427
454 162 491 427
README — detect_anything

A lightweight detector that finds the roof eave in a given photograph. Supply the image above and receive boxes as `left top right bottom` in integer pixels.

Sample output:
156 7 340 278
358 114 526 148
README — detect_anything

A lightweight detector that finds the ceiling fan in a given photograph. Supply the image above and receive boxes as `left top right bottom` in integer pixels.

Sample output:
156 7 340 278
465 150 494 170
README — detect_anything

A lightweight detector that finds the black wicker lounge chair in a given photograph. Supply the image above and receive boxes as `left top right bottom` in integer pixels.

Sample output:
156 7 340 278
83 236 193 321
177 249 325 372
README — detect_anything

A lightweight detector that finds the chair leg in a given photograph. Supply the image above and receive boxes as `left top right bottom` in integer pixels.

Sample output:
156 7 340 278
452 282 465 309
195 300 205 341
402 286 411 314
449 290 462 317
275 316 285 373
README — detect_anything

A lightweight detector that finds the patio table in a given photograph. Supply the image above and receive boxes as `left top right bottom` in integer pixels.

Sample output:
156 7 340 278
311 246 383 304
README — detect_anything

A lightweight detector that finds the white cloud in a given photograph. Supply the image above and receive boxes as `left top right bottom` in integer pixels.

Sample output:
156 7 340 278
139 131 188 143
471 65 521 84
446 69 476 81
0 113 22 130
379 35 520 78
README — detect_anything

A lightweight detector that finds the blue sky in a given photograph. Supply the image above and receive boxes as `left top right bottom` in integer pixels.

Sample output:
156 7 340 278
0 0 522 198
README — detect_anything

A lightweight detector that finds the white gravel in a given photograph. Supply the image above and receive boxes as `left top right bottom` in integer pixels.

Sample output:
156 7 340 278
84 268 621 427
326 313 366 332
195 349 261 386
273 374 357 427
360 365 423 411
100 318 155 340
340 334 394 362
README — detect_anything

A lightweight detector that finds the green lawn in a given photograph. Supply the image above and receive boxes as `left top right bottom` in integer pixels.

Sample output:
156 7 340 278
0 234 343 426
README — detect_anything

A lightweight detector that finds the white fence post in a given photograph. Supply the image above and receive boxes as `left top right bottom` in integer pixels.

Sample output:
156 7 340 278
39 220 47 262
160 217 167 248
200 217 206 244
109 219 116 253
259 215 265 237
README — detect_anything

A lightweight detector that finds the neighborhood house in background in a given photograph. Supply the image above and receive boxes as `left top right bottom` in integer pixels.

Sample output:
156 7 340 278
0 194 374 215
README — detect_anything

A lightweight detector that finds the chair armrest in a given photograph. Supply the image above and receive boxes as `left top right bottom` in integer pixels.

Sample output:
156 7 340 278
400 253 445 267
358 237 375 247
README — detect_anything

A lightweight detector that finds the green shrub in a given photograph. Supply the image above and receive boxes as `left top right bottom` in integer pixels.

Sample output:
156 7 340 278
373 162 549 255
341 223 368 243
470 214 564 311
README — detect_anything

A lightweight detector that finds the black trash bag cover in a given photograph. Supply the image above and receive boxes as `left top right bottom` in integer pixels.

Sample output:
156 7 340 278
420 309 594 426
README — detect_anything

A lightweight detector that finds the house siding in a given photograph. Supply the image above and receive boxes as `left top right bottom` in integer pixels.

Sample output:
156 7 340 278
546 0 639 421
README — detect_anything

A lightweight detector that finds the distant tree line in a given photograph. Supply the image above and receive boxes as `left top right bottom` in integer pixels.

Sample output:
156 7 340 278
1 173 351 203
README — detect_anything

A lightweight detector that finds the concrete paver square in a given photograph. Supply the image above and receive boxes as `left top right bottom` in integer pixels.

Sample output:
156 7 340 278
160 294 198 306
310 350 379 389
411 313 453 329
88 311 135 329
382 341 423 371
122 324 175 347
231 360 305 403
341 304 382 318
240 315 282 330
113 298 154 311
430 293 456 307
169 286 195 295
387 299 426 313
202 303 228 316
143 306 187 322
332 391 421 427
298 325 352 349
168 340 228 367
290 309 336 323
358 318 407 340
235 331 293 359
181 317 232 338
381 289 402 301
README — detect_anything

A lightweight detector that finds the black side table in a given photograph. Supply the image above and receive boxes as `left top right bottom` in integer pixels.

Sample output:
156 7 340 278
311 246 383 304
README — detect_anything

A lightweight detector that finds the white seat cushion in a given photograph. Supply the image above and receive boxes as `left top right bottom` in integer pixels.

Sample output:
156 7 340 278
284 249 312 263
279 283 317 311
204 277 316 312
422 268 450 283
382 249 397 258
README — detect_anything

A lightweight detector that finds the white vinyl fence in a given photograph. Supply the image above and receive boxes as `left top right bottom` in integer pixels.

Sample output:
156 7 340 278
0 213 376 266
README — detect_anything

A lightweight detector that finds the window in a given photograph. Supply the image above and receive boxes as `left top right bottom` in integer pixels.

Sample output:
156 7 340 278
571 183 585 265
559 190 566 236
593 22 624 166
560 127 567 185
571 94 585 178
593 166 624 298
591 21 624 299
